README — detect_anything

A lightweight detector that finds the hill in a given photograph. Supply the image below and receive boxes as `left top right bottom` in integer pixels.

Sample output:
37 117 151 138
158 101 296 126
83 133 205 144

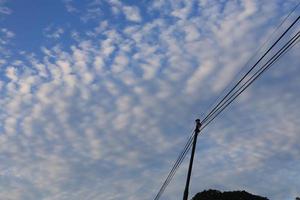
192 189 269 200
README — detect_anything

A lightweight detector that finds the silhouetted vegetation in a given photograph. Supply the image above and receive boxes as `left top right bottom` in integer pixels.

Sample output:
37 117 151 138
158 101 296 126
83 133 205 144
192 189 269 200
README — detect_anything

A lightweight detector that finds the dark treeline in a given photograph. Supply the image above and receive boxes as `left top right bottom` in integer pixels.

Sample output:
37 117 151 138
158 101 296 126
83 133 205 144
191 189 269 200
192 189 300 200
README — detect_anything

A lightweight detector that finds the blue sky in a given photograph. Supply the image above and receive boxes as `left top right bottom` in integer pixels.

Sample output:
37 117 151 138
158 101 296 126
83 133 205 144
0 0 300 200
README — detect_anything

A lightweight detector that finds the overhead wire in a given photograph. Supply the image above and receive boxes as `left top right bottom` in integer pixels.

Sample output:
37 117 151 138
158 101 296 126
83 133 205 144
153 6 300 200
202 16 300 125
153 129 194 200
154 29 300 200
201 0 300 121
201 30 300 131
153 27 300 200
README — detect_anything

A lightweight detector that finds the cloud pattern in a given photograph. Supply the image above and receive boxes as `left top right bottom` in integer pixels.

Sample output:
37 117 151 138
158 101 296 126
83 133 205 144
0 0 300 199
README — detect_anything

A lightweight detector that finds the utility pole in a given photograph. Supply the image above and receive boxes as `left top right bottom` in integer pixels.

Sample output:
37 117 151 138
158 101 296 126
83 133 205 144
183 119 202 200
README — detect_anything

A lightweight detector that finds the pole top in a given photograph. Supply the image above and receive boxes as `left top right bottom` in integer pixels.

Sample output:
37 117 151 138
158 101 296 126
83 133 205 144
195 119 202 133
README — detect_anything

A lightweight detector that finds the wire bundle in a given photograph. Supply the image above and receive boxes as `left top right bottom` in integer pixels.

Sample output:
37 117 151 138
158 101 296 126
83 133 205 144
153 10 300 200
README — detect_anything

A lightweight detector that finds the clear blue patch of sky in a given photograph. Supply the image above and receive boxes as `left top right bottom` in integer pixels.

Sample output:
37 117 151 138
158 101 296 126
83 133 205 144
0 0 158 64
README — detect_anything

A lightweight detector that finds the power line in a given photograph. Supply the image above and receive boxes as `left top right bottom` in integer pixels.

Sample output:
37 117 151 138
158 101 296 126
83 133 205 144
201 30 300 131
202 0 300 121
152 13 300 200
154 29 300 200
178 31 300 200
202 16 300 125
153 131 194 200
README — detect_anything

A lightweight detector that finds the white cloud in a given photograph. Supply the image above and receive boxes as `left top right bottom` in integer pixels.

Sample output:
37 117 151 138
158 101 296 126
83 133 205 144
184 24 200 42
44 26 65 39
186 61 215 94
0 28 15 58
62 0 78 13
1 28 14 38
6 67 18 81
0 0 11 15
171 0 193 20
112 54 129 73
122 5 142 22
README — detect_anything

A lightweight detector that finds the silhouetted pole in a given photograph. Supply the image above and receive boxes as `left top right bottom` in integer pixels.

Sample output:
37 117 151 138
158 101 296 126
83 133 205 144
183 119 202 200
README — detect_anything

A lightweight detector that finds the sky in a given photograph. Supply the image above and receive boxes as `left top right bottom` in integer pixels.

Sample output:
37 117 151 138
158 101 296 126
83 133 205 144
0 0 300 200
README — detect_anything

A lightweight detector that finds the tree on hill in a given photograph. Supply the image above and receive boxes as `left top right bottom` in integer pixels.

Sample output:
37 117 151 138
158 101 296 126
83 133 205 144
192 189 269 200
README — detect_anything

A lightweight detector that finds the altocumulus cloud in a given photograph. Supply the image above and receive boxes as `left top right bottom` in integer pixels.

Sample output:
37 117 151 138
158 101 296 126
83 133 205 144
0 0 299 200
